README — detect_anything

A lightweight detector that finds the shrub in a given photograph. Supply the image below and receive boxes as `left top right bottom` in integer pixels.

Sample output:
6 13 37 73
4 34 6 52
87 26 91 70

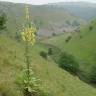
89 26 93 31
79 35 83 39
0 12 7 30
48 48 53 55
89 65 96 83
40 51 47 59
65 36 72 43
52 33 56 36
58 52 79 75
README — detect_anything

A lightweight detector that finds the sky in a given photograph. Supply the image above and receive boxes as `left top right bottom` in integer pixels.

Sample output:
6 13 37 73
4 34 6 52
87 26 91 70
0 0 96 5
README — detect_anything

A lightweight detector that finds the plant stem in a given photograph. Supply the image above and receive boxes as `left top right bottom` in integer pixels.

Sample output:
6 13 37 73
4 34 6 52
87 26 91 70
25 42 30 86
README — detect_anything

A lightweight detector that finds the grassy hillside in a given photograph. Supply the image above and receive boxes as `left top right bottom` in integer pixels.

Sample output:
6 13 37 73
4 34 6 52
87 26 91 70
0 1 85 37
1 34 96 96
1 2 96 96
44 18 96 81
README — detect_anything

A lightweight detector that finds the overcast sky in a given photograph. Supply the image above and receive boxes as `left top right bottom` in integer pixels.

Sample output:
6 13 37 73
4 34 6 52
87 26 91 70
0 0 96 5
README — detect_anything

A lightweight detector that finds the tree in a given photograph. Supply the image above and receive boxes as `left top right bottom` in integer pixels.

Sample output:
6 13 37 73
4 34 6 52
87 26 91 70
0 12 7 30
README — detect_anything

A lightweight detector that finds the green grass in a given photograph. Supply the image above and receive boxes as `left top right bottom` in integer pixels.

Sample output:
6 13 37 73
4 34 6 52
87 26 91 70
0 2 96 96
0 33 96 96
44 18 96 80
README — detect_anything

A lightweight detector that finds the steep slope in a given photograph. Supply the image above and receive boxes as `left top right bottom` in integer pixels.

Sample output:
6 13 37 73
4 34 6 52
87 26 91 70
0 1 85 37
45 18 96 81
0 35 96 96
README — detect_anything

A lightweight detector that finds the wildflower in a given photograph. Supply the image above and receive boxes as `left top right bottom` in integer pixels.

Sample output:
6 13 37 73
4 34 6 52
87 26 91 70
21 25 37 45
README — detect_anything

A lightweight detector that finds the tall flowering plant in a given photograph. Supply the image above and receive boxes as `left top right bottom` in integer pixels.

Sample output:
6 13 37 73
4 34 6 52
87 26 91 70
21 23 37 89
18 3 49 96
19 4 39 95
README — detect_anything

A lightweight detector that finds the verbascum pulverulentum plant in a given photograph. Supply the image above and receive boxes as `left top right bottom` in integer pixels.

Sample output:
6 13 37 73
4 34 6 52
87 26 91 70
21 25 39 94
20 24 50 96
17 3 50 96
20 3 40 95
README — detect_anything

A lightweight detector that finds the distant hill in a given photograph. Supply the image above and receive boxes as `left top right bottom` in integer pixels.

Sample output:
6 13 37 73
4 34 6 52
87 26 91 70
47 2 96 20
0 1 85 38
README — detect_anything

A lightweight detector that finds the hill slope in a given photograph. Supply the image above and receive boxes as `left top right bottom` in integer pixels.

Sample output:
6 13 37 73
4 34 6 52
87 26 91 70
0 1 85 37
0 34 96 96
0 1 96 96
45 18 96 81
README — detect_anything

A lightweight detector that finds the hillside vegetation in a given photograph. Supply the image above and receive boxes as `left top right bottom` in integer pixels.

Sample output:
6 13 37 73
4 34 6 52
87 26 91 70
1 34 96 96
45 18 96 83
0 1 96 96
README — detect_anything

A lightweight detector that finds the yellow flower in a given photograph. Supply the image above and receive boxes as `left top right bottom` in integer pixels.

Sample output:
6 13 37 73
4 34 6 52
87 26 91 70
21 25 37 45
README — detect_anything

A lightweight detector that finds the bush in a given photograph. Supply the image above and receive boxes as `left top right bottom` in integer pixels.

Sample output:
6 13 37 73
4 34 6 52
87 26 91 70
40 51 47 59
0 12 7 30
48 48 53 55
89 26 93 31
58 53 79 75
89 65 96 83
79 35 83 39
65 36 72 43
52 33 56 36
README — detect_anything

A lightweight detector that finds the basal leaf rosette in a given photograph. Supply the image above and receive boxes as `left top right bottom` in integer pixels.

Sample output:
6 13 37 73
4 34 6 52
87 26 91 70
21 25 37 45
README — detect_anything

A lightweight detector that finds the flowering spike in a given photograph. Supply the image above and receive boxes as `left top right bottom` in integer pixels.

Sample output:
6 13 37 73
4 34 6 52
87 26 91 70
21 25 37 45
21 1 37 45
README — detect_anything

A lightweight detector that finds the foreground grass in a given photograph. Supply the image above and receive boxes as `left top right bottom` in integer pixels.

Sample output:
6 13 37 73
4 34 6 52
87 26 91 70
0 35 96 96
